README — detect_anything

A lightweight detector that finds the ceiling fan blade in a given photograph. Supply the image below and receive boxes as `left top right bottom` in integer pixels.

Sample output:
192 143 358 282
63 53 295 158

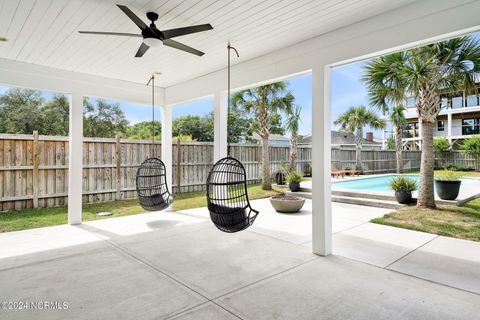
0 37 6 41
161 24 213 39
162 39 204 56
135 42 149 57
117 4 148 31
79 31 142 37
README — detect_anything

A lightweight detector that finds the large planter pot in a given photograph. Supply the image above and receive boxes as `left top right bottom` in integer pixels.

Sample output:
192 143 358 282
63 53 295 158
435 180 461 200
275 172 285 185
270 195 305 213
288 182 301 192
394 191 413 204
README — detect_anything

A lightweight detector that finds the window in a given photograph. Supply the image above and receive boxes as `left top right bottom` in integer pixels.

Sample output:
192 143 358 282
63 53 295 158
462 118 480 135
437 120 445 132
406 97 416 107
440 97 448 109
452 96 463 109
403 122 419 138
466 94 479 107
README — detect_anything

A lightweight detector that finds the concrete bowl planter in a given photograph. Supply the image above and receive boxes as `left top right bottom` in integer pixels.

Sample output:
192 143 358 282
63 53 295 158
394 191 413 204
269 195 305 213
435 180 461 200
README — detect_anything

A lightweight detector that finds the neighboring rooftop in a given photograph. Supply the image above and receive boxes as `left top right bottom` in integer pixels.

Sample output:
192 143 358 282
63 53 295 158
300 131 382 146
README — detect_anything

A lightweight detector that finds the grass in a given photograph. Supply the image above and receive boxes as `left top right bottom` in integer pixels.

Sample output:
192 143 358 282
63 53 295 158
404 170 480 178
371 198 480 241
0 183 283 233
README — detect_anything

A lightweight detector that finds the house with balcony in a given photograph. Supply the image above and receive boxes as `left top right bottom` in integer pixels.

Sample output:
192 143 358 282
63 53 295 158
402 88 480 149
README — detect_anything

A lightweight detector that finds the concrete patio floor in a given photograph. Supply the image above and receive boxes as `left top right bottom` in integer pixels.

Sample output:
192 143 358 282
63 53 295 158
0 200 479 319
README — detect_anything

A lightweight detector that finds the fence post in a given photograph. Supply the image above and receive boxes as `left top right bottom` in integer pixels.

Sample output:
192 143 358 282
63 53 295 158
115 136 121 200
176 139 181 191
32 131 39 208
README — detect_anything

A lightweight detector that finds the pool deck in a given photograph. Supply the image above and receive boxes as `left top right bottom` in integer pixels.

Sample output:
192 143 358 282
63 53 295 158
299 174 480 205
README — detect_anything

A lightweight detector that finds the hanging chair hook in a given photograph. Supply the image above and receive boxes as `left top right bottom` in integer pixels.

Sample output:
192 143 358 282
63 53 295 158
227 42 239 58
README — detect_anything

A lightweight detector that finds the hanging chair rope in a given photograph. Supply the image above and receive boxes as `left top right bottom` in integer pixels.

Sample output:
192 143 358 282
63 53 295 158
205 43 259 233
135 73 174 212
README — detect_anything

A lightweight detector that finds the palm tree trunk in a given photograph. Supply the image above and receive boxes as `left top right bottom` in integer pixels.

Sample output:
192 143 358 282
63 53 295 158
354 128 363 172
259 104 272 190
289 132 298 172
261 136 272 190
417 121 436 208
395 126 403 174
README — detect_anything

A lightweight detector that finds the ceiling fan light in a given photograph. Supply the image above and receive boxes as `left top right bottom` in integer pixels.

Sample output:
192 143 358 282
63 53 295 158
144 37 162 48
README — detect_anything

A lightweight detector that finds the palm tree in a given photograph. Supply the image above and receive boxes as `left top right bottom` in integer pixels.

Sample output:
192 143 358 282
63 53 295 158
285 105 302 171
389 105 407 174
363 36 480 208
334 105 385 172
232 82 294 190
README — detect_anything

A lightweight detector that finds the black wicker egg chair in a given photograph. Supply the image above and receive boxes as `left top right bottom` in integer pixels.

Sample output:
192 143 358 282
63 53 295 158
206 156 259 233
136 157 174 211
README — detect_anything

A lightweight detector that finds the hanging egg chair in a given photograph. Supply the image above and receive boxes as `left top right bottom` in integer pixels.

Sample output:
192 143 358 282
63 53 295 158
135 73 174 211
136 157 174 211
206 43 259 233
207 156 259 233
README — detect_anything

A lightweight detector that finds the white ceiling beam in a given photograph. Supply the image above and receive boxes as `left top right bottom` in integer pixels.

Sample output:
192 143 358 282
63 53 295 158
165 0 480 105
0 57 163 105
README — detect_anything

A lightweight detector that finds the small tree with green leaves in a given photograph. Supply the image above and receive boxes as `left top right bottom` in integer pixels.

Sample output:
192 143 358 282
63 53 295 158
461 136 480 171
433 137 451 153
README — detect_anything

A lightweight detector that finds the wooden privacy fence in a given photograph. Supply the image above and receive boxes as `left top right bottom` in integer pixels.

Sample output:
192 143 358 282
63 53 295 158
331 148 422 173
2 132 479 211
0 133 311 211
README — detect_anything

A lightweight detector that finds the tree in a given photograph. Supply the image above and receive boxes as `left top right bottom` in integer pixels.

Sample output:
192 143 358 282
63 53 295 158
433 137 451 153
227 107 253 143
363 36 480 208
83 99 129 138
334 105 385 172
389 105 407 173
285 105 302 171
125 121 161 140
41 94 69 136
0 88 44 134
462 135 480 171
386 135 395 150
232 82 294 190
173 114 213 142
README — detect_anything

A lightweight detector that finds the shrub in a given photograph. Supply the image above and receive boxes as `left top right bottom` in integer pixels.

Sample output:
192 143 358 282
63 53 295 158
285 171 303 183
435 169 462 181
386 135 395 150
389 176 418 192
444 164 474 171
461 135 480 155
433 137 451 153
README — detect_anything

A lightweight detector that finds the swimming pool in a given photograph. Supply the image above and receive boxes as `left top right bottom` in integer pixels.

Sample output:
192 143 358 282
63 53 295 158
332 174 476 193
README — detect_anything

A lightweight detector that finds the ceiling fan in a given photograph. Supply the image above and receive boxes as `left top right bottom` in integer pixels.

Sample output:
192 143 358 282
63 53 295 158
79 4 212 57
0 37 6 42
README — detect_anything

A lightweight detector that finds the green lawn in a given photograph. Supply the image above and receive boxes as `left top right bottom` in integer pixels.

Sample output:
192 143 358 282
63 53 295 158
404 170 480 177
0 183 283 233
371 198 480 241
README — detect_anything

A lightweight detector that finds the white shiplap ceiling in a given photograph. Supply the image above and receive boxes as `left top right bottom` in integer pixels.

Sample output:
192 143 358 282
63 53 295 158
0 0 417 87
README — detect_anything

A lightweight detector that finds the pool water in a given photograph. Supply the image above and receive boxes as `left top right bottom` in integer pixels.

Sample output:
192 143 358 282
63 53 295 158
332 174 475 193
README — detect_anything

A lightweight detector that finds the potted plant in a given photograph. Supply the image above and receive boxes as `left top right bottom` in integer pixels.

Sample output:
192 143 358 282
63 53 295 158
275 161 289 185
269 195 305 213
389 176 418 204
286 171 303 192
435 169 462 200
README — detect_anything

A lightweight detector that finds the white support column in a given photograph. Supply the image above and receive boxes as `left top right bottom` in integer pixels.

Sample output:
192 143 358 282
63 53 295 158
214 91 228 161
447 112 452 144
161 104 173 191
311 66 332 256
68 93 83 225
